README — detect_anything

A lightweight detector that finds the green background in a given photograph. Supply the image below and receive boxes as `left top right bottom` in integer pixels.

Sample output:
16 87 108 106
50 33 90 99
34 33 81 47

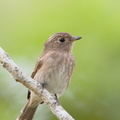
0 0 120 120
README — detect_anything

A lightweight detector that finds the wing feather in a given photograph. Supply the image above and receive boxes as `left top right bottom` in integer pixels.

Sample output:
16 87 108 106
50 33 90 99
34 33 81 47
27 59 43 99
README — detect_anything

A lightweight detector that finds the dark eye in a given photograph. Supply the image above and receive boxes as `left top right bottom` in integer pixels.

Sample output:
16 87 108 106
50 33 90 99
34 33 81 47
59 38 65 42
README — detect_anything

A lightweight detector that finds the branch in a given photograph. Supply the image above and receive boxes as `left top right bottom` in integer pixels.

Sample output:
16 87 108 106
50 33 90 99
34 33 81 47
0 47 75 120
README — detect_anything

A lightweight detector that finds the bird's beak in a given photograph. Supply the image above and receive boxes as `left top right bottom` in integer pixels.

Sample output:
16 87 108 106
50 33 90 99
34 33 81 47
70 36 82 41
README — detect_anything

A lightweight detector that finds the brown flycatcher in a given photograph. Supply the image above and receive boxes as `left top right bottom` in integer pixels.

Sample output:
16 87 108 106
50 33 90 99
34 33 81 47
17 32 82 120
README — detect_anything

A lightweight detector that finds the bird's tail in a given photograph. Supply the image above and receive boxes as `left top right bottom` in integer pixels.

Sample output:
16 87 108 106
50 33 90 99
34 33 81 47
17 100 38 120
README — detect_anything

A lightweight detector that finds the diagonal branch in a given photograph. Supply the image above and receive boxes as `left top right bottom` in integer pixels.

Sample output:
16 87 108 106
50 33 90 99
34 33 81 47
0 47 75 120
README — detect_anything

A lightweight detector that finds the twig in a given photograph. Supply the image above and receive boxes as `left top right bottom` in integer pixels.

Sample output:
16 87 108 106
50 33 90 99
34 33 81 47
0 47 75 120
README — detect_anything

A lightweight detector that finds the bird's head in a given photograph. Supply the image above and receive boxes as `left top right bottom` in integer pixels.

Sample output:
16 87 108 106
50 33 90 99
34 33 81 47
44 32 82 52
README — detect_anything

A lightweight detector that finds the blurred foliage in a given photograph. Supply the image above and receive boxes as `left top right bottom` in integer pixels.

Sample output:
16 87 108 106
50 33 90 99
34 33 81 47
0 0 120 120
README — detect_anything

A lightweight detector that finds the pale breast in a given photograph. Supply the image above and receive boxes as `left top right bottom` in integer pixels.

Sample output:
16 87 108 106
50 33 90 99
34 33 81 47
34 51 75 97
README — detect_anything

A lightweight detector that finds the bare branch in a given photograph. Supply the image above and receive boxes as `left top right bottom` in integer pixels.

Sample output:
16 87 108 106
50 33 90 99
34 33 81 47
0 47 75 120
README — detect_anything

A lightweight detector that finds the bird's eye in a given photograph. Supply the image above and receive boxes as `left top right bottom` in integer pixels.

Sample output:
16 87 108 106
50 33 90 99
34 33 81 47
59 38 65 42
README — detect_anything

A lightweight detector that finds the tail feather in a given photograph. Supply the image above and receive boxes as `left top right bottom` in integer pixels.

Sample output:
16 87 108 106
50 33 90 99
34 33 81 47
17 100 38 120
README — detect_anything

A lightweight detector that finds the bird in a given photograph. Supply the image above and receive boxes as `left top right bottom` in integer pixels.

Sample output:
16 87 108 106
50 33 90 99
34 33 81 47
17 32 82 120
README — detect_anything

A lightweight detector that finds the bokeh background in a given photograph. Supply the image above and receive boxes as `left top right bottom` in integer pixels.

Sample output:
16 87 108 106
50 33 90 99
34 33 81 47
0 0 120 120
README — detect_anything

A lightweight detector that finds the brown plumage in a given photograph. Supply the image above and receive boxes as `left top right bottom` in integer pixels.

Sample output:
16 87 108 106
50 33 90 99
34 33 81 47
17 32 82 120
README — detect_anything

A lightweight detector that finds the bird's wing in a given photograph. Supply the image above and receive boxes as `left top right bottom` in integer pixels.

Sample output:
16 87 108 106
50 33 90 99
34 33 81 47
27 58 43 99
31 59 43 78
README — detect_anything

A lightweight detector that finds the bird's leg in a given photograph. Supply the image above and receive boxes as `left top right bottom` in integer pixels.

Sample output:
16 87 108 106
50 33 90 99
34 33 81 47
55 94 59 103
41 83 46 88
